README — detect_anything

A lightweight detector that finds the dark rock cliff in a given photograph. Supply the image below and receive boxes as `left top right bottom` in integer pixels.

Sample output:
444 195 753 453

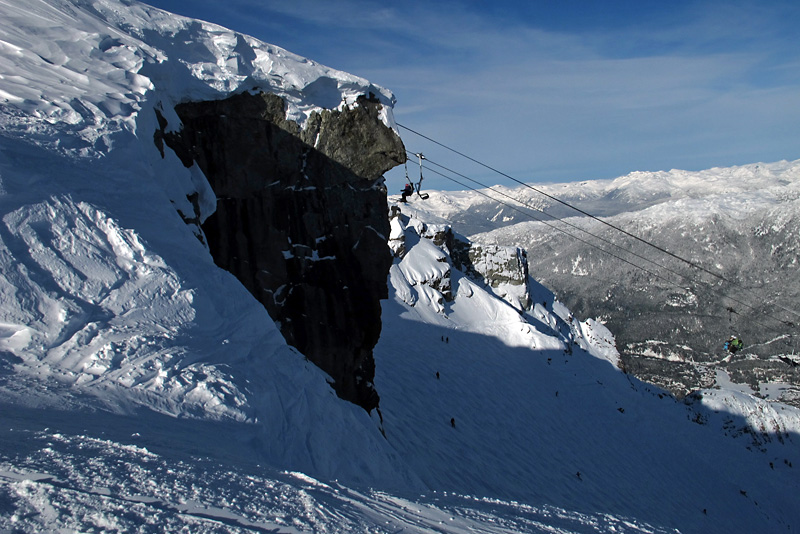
158 91 405 412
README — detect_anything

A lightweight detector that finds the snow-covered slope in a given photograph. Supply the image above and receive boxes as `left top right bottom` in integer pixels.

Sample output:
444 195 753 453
411 161 800 406
0 0 412 488
1 1 799 532
376 201 800 533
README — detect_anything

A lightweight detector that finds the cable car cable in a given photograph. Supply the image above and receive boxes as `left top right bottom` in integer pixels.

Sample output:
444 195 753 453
397 123 800 325
402 149 795 337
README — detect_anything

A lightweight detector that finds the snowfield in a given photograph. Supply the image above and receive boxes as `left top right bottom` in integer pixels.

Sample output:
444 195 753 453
412 160 800 230
0 1 799 532
443 159 800 406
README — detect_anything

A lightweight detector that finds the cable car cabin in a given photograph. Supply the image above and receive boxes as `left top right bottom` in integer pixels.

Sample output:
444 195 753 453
724 336 743 354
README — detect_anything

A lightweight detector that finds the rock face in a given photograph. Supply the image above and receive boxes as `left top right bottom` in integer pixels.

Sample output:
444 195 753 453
449 234 532 312
159 91 405 412
390 208 532 313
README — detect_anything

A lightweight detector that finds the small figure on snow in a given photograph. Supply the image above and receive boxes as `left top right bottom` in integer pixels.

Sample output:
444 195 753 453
450 417 456 428
400 183 413 203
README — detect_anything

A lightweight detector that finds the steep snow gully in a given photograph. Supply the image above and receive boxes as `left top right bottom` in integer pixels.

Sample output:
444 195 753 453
0 1 798 532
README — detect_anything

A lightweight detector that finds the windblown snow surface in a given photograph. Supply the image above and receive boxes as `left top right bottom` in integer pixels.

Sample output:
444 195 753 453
0 1 798 532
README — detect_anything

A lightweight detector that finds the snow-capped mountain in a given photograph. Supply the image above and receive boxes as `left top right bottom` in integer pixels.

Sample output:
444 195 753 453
379 200 800 532
415 161 800 406
420 160 800 233
0 0 407 485
0 1 799 532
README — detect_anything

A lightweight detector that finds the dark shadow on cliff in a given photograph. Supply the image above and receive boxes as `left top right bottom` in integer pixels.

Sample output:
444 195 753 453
157 91 405 412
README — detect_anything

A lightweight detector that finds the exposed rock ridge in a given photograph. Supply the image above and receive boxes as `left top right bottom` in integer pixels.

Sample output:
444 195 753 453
159 91 405 412
389 207 532 312
449 237 532 312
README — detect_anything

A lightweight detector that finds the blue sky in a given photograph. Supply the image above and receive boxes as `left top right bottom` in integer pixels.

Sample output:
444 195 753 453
143 0 800 191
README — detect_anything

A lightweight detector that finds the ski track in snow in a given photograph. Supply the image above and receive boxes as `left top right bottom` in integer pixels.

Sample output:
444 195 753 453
0 412 676 534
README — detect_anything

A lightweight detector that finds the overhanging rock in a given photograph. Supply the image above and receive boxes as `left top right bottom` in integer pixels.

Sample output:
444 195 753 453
158 91 405 412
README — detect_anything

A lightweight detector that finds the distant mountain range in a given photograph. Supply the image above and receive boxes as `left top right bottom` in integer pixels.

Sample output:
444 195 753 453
410 160 800 406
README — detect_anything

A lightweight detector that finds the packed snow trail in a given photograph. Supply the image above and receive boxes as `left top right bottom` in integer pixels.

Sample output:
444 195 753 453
0 405 682 533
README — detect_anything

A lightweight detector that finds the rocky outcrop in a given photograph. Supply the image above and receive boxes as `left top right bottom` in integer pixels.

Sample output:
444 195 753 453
158 91 405 412
449 233 532 312
390 207 532 313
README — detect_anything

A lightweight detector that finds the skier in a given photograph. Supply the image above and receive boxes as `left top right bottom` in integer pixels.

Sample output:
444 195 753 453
400 183 413 203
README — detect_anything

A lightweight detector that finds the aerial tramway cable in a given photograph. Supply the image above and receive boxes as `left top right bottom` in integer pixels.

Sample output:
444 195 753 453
407 150 692 284
413 157 672 284
397 122 800 327
416 152 697 287
397 123 800 327
398 141 796 341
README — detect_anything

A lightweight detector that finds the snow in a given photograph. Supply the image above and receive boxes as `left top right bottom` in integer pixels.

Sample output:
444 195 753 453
0 0 396 162
399 159 800 230
0 0 415 493
377 205 800 532
0 419 678 533
714 369 756 396
0 1 799 532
